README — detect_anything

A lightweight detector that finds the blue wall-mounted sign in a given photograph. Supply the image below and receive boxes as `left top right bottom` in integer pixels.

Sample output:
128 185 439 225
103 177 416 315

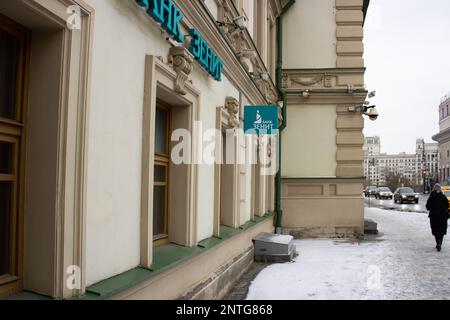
136 0 223 81
189 29 223 81
244 106 279 135
136 0 184 43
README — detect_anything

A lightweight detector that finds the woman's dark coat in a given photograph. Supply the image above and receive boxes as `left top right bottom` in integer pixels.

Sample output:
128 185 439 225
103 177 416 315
426 191 450 236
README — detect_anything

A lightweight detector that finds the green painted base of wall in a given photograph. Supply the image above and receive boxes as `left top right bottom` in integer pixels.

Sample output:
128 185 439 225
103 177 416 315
83 214 273 300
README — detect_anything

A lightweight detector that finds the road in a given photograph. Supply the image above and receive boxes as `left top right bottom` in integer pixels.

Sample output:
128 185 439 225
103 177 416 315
364 194 429 213
246 207 450 300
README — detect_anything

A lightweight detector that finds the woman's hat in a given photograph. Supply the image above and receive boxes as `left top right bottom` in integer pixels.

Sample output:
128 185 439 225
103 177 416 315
434 183 442 191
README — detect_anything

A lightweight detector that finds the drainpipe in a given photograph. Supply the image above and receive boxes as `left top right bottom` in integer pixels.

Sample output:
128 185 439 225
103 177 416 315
275 0 296 231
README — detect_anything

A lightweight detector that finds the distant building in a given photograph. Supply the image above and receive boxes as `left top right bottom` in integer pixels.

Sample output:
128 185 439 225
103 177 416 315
433 93 450 185
364 137 438 190
415 138 439 191
363 136 381 157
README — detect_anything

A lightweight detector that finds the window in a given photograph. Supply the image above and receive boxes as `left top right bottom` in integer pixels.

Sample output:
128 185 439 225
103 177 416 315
153 102 171 245
239 0 254 38
267 10 276 78
0 14 29 297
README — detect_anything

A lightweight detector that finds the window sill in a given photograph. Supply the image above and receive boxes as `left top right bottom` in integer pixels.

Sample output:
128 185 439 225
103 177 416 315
82 213 273 300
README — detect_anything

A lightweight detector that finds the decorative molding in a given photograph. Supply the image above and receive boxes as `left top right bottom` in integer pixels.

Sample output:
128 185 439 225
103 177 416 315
433 127 450 144
174 0 271 105
209 0 280 103
16 0 95 299
282 68 365 91
168 47 194 95
286 91 367 105
224 96 240 128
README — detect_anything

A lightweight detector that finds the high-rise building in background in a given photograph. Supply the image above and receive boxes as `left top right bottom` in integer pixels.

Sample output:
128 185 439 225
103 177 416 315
364 137 438 191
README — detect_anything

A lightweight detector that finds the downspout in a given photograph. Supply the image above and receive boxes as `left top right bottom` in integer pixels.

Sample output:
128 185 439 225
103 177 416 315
275 0 296 231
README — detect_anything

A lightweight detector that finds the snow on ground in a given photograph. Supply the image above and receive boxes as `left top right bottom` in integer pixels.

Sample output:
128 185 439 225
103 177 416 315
246 208 450 300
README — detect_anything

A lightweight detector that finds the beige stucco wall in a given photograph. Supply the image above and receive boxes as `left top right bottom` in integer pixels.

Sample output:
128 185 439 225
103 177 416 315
282 104 337 177
282 0 337 69
281 179 364 236
439 140 450 181
84 0 242 286
280 0 367 237
440 117 450 132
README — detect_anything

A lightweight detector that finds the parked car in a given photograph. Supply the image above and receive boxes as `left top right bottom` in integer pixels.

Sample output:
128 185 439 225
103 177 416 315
375 187 393 200
364 186 378 197
393 187 419 204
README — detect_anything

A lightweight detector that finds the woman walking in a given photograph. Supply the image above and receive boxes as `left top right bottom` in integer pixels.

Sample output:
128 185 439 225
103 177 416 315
426 184 450 252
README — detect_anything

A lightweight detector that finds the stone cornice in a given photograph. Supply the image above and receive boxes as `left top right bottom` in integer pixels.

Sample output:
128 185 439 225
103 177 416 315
282 68 366 92
172 0 278 105
213 0 279 103
286 91 367 105
433 128 450 143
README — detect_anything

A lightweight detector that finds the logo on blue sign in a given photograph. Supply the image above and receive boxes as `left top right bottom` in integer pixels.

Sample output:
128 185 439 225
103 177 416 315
244 106 279 135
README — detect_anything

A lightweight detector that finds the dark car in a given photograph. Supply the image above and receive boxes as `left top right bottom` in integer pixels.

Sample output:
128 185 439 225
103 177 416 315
375 187 393 200
393 187 419 204
364 186 378 197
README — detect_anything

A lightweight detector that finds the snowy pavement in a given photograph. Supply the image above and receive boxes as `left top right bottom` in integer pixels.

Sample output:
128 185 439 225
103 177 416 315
246 208 450 300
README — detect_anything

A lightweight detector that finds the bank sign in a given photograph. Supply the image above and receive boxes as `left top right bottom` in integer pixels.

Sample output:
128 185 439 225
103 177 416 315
244 106 279 135
136 0 224 81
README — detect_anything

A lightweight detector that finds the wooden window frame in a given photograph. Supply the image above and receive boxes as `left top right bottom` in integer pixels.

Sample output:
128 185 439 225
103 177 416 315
0 13 30 299
153 100 171 247
141 55 199 269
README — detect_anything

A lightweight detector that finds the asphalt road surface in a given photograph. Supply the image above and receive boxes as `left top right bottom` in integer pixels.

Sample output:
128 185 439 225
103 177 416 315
364 194 430 213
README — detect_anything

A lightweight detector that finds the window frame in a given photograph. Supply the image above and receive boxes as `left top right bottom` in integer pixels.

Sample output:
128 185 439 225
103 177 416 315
0 13 30 298
153 100 172 247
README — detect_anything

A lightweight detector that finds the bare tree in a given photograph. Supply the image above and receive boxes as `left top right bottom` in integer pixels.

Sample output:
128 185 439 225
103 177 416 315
384 170 415 192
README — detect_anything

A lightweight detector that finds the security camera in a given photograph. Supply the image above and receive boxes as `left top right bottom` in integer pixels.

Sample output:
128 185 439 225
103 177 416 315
365 107 379 121
368 91 376 98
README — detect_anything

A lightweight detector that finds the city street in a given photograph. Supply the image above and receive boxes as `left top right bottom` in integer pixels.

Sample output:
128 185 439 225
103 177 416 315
245 207 450 300
364 194 430 213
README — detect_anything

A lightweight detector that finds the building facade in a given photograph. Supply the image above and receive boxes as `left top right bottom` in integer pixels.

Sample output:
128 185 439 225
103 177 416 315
279 0 371 238
363 136 438 191
0 0 283 300
415 138 439 191
433 93 450 185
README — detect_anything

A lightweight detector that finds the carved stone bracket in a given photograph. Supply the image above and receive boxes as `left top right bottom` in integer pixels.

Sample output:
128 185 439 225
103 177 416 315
224 96 240 128
254 77 278 104
168 47 194 95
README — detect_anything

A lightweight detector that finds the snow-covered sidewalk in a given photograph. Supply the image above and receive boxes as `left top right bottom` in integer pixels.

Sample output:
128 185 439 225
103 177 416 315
246 208 450 300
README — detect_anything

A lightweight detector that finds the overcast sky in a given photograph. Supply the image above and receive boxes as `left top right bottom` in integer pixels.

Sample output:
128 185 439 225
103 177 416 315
363 0 450 154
